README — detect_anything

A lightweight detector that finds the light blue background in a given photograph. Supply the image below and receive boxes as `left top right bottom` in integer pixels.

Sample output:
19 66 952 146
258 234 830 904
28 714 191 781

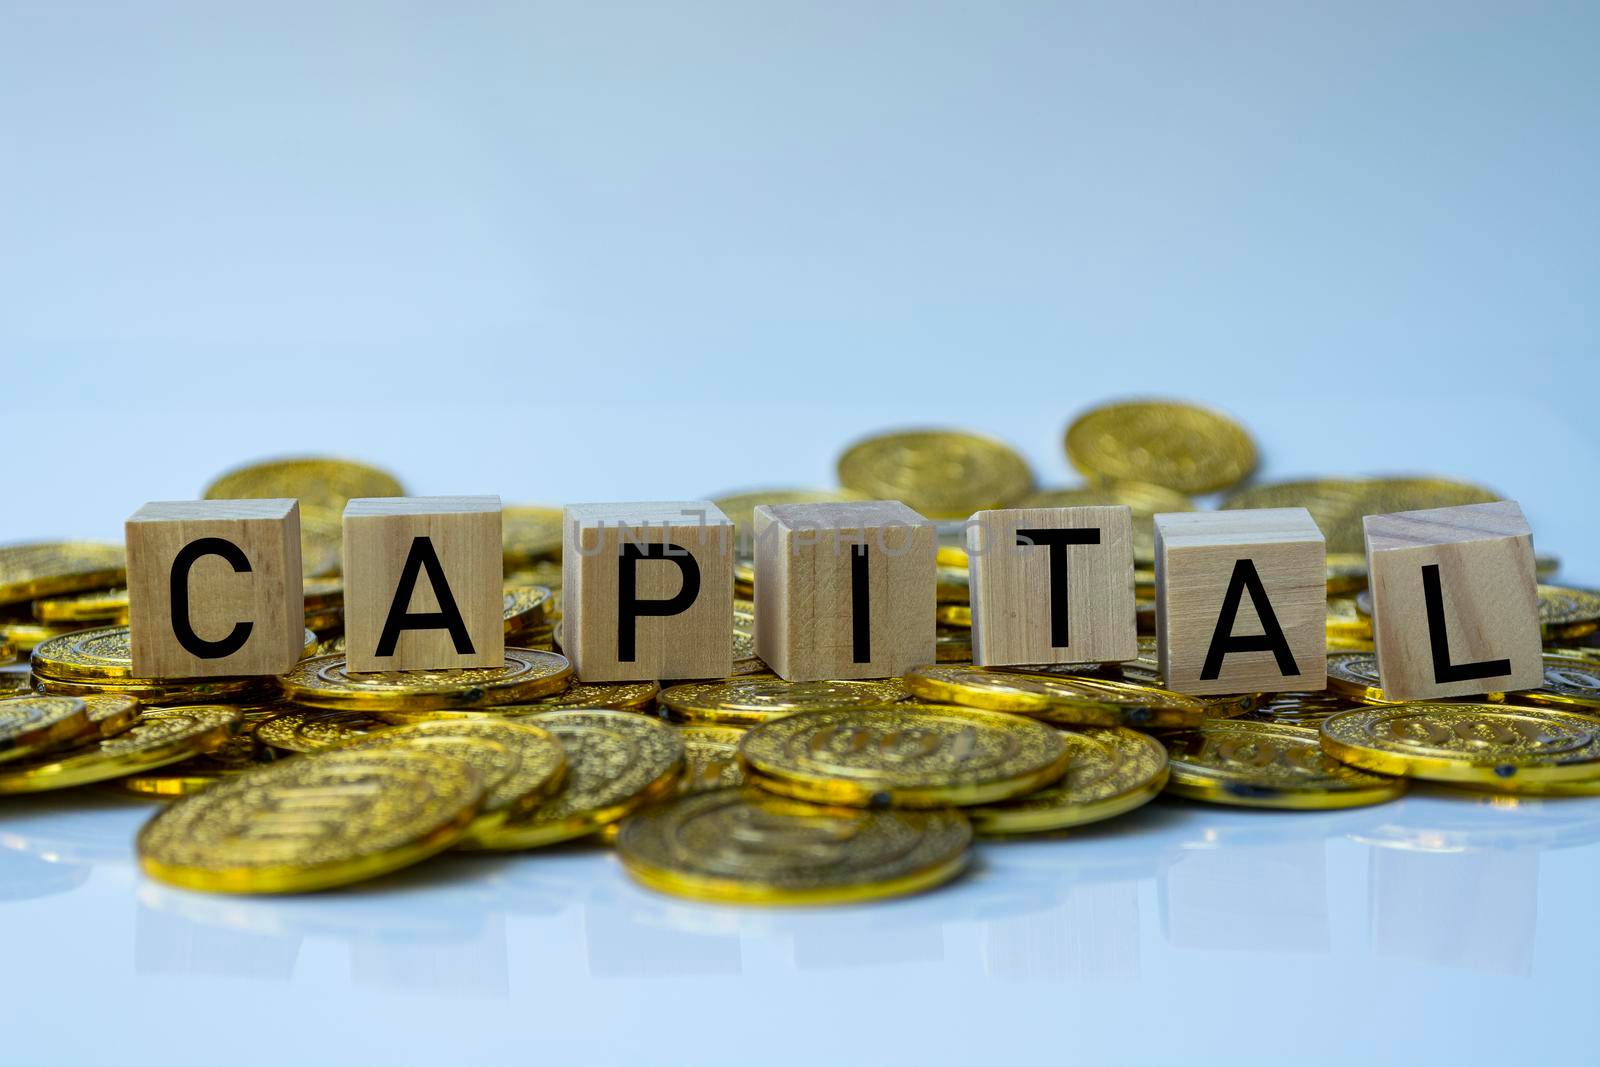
2 4 1598 1064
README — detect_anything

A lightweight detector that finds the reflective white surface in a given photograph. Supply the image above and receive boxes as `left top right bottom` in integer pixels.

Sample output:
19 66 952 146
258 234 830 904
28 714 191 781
4 787 1600 1065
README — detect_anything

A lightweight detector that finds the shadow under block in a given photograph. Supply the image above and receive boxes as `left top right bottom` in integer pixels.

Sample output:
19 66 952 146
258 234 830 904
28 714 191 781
966 505 1137 667
342 496 504 673
1363 500 1542 701
125 499 305 678
562 502 734 682
753 500 936 681
1154 507 1327 696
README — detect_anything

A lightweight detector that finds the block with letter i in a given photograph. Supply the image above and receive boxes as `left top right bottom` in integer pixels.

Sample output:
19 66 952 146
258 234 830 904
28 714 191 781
1363 500 1542 701
342 496 504 673
562 502 735 682
1154 508 1327 696
125 499 305 678
966 505 1137 667
754 500 935 682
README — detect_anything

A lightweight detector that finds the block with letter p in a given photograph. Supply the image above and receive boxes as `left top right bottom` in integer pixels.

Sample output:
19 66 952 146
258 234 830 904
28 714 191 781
562 502 734 682
126 499 305 678
1154 508 1327 695
753 500 935 681
343 496 504 673
1363 500 1541 700
966 505 1137 667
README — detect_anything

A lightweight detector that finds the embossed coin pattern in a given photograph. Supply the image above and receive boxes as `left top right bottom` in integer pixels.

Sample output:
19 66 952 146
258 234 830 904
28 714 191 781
1164 719 1406 809
1066 400 1257 495
836 429 1033 518
0 541 126 606
0 706 240 794
1513 653 1600 711
739 705 1069 808
138 749 482 893
660 678 907 726
617 788 973 905
282 649 572 711
255 709 390 753
31 624 317 682
467 710 684 850
966 727 1169 835
0 695 91 762
1319 703 1600 787
676 724 748 794
907 665 1208 728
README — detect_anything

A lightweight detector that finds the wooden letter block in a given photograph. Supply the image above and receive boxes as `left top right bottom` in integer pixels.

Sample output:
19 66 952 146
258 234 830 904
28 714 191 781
126 499 304 678
966 505 1137 667
343 496 503 673
562 502 734 682
754 500 935 681
1155 508 1326 696
1363 500 1541 701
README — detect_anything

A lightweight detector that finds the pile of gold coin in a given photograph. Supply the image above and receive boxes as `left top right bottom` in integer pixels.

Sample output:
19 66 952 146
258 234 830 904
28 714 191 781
1 407 1597 906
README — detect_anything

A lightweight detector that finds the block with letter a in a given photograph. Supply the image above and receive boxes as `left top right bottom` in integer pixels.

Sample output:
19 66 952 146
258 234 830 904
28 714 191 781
1363 500 1542 700
966 505 1137 667
342 496 504 673
562 501 734 682
753 500 935 682
1154 507 1327 696
125 499 305 678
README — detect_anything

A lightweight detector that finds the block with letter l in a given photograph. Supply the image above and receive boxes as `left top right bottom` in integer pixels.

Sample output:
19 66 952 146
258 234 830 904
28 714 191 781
1363 500 1541 701
126 499 305 678
343 496 504 673
1154 507 1327 695
562 501 734 682
753 500 935 681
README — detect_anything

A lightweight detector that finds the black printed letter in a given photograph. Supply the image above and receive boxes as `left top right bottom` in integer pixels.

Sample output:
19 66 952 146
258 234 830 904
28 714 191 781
1422 563 1510 684
376 536 475 657
170 537 254 659
618 543 701 662
1015 527 1100 647
1200 559 1299 680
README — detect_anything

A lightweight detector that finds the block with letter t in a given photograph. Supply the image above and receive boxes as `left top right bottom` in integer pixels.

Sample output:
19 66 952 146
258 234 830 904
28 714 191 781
562 501 734 682
1154 507 1327 695
342 496 504 673
1363 500 1541 700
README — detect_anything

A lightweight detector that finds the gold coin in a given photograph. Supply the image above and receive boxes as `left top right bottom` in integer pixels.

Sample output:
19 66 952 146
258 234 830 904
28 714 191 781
297 505 345 578
0 636 14 665
1320 703 1600 787
502 585 552 637
1537 585 1600 641
203 456 404 511
1 620 89 654
502 505 564 567
738 705 1069 808
966 727 1169 835
1016 482 1194 564
33 586 130 624
1510 653 1600 712
905 665 1207 728
330 719 567 833
0 664 32 695
0 695 91 763
80 694 142 739
0 706 239 794
936 627 973 664
1325 597 1371 641
117 733 276 798
936 604 971 628
1165 719 1405 808
0 542 126 606
660 678 908 726
677 724 747 794
1324 652 1402 704
617 788 971 905
255 708 388 753
1324 554 1369 595
1246 691 1359 727
137 748 480 894
488 681 661 715
1066 400 1256 495
281 648 572 711
1225 478 1497 556
466 710 684 850
837 429 1033 519
30 624 317 683
936 563 970 604
34 672 279 707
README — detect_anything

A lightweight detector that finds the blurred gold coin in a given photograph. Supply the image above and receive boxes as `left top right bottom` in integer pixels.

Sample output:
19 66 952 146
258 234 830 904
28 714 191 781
467 710 683 850
1016 482 1194 563
1225 477 1497 556
905 665 1206 728
712 488 866 555
1066 400 1256 495
502 586 552 637
0 542 126 607
1325 597 1371 641
837 429 1032 519
255 708 388 753
1246 691 1358 727
34 672 278 707
492 681 661 715
33 586 130 624
1510 653 1600 712
966 727 1168 835
1325 652 1399 704
1320 703 1600 788
1 620 88 654
282 648 572 711
617 788 971 905
502 505 564 567
0 705 239 794
1165 719 1405 808
117 732 275 799
1537 585 1600 641
677 723 748 794
80 694 141 739
138 748 480 894
660 678 908 726
0 695 91 763
739 704 1068 808
203 456 404 511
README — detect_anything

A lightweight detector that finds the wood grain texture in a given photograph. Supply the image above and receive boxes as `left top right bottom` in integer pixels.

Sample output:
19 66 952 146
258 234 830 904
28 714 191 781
753 500 935 681
1155 507 1327 696
342 496 503 673
1363 500 1541 700
126 498 304 678
966 505 1137 667
562 501 733 682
